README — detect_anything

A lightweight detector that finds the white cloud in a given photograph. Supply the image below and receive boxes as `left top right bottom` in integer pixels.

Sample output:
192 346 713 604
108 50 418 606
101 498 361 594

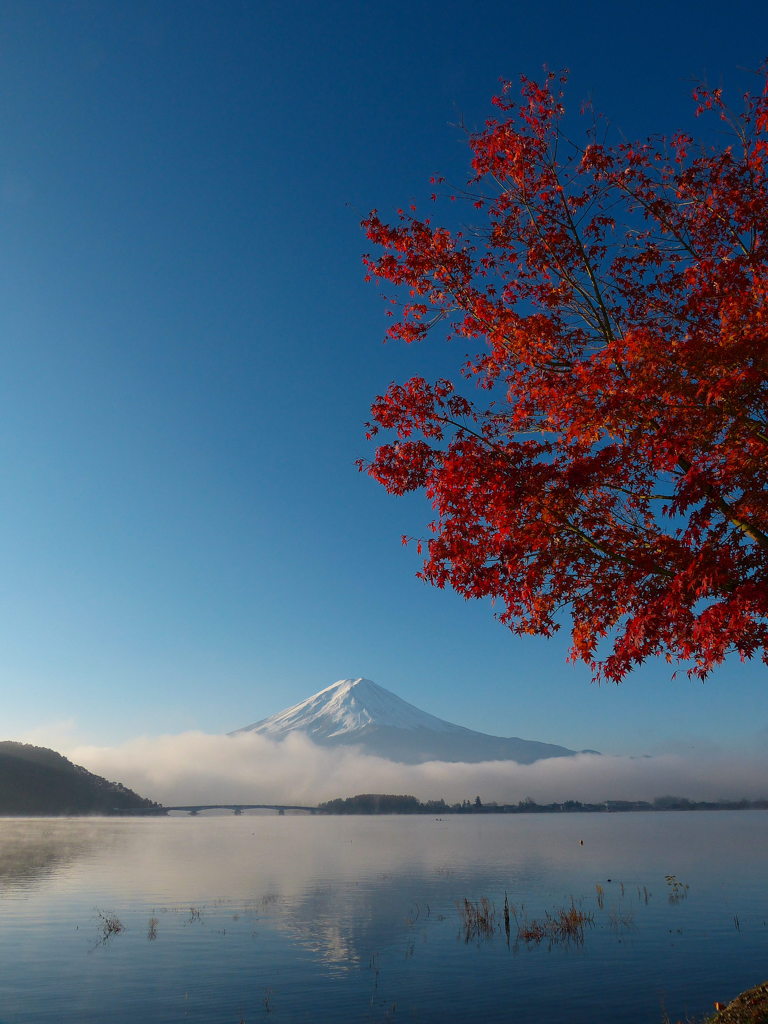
66 731 768 807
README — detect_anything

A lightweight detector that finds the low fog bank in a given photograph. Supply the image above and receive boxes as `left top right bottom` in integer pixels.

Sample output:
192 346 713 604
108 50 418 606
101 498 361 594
66 731 768 808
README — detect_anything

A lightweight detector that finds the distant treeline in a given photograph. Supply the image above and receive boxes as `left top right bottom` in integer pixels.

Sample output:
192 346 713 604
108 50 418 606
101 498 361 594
318 793 768 815
0 741 159 816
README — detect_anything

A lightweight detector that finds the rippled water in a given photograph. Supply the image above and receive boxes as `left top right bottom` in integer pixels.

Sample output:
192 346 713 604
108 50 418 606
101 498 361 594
0 811 765 1023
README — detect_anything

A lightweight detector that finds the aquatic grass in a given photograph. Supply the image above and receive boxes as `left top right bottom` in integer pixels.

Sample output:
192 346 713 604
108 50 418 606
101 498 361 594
608 908 635 930
513 902 594 945
458 897 498 941
96 911 123 936
460 894 596 946
665 875 690 904
92 909 124 948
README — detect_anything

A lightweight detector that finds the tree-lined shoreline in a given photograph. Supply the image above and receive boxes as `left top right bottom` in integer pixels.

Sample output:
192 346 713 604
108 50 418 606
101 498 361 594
317 793 768 815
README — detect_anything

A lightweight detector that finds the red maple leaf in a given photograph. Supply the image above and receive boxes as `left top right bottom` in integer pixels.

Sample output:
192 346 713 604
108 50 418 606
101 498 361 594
361 67 768 682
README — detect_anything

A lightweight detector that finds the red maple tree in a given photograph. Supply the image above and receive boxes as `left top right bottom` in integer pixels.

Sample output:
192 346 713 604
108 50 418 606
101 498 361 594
360 70 768 682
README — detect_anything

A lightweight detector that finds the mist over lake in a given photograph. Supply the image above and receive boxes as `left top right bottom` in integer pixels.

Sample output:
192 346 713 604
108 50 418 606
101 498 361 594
68 727 768 808
0 811 765 1023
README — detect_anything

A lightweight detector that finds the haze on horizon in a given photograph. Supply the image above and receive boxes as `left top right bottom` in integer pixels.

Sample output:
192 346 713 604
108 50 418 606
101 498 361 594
67 730 768 809
63 676 768 808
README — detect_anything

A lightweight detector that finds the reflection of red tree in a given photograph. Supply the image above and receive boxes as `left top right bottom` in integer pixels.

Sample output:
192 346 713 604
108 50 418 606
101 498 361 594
362 70 768 681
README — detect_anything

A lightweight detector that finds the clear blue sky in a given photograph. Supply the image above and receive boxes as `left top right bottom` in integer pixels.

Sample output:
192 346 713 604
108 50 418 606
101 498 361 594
1 0 766 758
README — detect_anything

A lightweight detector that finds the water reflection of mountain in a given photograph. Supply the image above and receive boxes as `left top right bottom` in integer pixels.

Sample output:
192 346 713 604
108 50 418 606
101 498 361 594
263 863 544 969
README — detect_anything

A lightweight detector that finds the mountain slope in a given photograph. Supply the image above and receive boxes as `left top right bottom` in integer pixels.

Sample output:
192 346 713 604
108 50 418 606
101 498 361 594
0 741 158 815
231 678 596 764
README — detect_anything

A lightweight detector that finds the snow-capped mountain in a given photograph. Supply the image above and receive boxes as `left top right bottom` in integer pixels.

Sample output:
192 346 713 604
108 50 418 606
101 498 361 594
230 677 596 764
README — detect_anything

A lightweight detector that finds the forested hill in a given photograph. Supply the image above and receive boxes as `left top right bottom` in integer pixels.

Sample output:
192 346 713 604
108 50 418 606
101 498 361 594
0 741 158 815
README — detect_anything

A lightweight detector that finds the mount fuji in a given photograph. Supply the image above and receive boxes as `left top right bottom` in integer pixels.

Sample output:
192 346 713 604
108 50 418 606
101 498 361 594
230 677 597 765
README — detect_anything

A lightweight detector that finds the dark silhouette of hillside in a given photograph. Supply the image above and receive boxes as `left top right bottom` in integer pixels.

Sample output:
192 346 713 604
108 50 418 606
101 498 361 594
0 741 158 815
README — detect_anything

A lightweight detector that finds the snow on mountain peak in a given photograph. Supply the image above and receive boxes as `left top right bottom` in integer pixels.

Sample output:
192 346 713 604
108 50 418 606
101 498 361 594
232 677 461 740
230 676 592 764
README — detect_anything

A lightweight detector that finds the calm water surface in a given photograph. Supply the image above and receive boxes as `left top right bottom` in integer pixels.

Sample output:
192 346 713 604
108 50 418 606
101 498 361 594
0 812 766 1023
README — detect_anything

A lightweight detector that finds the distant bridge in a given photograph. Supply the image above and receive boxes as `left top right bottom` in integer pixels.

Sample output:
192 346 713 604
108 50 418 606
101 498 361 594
121 804 320 816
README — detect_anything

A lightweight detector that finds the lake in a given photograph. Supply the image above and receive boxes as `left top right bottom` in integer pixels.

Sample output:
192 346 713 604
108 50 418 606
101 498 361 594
0 811 765 1023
